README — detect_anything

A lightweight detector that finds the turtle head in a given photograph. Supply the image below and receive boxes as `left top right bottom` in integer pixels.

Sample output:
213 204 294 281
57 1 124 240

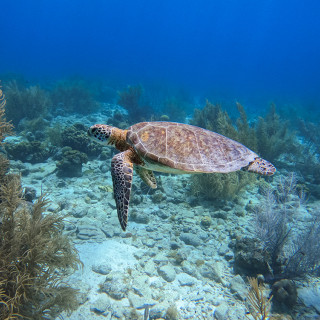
88 124 113 145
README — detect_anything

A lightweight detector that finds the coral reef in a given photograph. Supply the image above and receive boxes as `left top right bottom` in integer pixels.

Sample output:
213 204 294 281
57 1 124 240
0 86 81 319
61 123 103 156
5 140 53 163
56 147 88 177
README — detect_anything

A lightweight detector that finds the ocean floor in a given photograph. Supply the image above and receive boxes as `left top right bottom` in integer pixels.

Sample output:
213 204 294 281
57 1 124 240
7 109 320 320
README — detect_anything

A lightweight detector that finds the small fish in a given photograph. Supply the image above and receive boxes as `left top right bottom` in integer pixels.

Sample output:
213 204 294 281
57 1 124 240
136 303 155 320
144 305 150 320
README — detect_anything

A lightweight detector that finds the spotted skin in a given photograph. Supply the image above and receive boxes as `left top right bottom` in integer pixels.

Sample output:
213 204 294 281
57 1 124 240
111 150 134 231
247 157 276 176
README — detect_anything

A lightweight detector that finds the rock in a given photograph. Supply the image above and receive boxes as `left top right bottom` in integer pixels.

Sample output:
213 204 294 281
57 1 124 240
92 263 112 275
182 261 197 277
200 215 212 229
129 209 150 225
177 273 196 286
90 295 111 314
272 279 297 307
101 274 129 300
156 209 170 219
149 303 167 319
200 262 224 283
214 302 228 320
153 252 169 265
127 291 156 309
158 265 176 282
142 238 156 248
180 232 201 247
229 275 247 301
76 225 105 241
23 187 37 202
234 237 270 275
298 285 320 313
144 260 157 276
212 210 228 220
218 243 229 256
71 207 87 218
170 242 180 250
101 227 114 238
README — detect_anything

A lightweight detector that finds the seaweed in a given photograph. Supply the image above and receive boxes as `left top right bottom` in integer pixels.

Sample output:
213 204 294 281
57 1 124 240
256 104 297 164
0 85 13 181
253 173 320 279
246 277 272 320
191 171 253 201
50 78 99 114
4 80 50 127
117 85 148 123
191 100 238 140
0 84 81 319
190 101 256 200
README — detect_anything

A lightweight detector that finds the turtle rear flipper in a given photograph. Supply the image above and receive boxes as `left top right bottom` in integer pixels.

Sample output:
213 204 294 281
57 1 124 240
135 166 157 189
247 157 276 176
111 150 134 231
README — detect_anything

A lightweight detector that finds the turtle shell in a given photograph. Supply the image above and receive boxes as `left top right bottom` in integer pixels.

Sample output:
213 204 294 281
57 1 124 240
126 122 258 173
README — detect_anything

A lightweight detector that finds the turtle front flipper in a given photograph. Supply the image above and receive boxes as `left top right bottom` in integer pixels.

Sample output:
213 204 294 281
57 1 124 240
111 150 134 231
135 166 157 189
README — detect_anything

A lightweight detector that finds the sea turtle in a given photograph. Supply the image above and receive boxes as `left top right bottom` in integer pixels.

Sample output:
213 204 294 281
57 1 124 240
88 121 276 231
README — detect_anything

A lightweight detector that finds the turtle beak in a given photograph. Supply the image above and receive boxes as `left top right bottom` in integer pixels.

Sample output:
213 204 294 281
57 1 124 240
87 126 96 138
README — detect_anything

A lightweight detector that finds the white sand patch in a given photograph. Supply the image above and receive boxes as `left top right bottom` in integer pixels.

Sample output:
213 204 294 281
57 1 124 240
59 239 140 319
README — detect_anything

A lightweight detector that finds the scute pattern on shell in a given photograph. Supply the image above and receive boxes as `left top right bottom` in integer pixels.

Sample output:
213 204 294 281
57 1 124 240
127 122 258 173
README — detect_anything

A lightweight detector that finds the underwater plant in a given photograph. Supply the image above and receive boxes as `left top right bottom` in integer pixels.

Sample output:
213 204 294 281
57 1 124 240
161 97 187 123
253 173 320 279
191 170 254 201
0 85 13 179
117 84 149 123
255 104 297 165
0 84 81 319
50 78 99 114
4 80 50 127
246 277 272 320
294 119 320 196
190 101 257 200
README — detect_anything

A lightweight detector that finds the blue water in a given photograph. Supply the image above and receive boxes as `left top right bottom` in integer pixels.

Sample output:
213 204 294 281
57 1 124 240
1 0 320 109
